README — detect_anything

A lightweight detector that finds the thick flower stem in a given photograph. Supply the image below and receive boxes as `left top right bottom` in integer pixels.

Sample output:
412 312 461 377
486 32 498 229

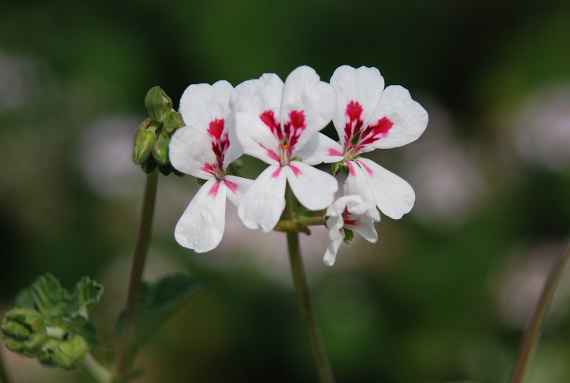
83 354 112 383
0 347 11 383
510 244 570 383
113 171 159 382
286 232 335 383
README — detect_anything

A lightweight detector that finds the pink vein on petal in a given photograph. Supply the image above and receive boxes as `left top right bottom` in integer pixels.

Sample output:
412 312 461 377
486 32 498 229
347 161 356 176
271 167 282 179
358 160 374 176
289 164 302 177
224 179 238 193
208 181 221 197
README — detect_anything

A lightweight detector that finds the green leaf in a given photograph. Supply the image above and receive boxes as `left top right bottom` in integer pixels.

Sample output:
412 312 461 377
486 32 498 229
73 277 104 314
117 273 198 351
29 274 69 317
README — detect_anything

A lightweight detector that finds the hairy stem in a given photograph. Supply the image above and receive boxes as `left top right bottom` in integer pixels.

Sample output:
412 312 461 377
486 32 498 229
510 244 570 383
83 354 112 383
285 188 335 383
0 347 11 383
113 171 159 381
276 215 326 232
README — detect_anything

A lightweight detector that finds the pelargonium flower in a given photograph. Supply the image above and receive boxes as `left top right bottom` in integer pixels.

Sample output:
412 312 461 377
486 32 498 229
324 195 380 266
232 66 340 232
170 81 251 253
326 65 428 220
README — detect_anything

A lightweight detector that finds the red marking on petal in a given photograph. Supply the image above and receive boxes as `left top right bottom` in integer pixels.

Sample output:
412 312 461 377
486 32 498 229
259 143 280 162
224 179 238 193
371 116 393 136
358 160 373 176
328 148 343 156
208 181 221 197
342 208 359 226
271 167 282 179
208 119 225 139
289 110 305 129
347 161 356 176
289 164 302 177
260 110 283 139
346 101 363 121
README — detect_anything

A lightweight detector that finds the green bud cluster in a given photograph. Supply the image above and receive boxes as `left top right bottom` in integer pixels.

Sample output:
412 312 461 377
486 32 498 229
133 86 185 175
1 274 103 370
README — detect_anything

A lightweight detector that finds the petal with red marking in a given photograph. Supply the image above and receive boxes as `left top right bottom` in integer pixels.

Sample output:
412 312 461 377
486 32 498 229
295 133 344 165
330 65 385 145
345 158 415 219
169 126 216 179
174 179 227 253
238 165 286 232
281 66 335 154
179 80 233 131
368 85 428 149
224 175 253 206
286 161 338 211
233 75 283 164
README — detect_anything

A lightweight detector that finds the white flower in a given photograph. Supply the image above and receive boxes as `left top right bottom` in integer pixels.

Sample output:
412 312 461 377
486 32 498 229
169 81 252 253
326 65 429 220
232 66 339 232
324 195 380 266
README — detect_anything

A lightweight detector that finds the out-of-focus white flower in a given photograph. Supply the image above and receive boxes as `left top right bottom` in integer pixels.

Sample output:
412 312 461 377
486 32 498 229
232 66 339 232
496 242 570 328
325 65 428 221
170 81 251 253
324 195 380 266
79 116 140 197
513 86 570 171
402 107 486 224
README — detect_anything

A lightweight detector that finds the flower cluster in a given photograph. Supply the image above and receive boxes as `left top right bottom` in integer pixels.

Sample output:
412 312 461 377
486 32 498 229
169 65 428 265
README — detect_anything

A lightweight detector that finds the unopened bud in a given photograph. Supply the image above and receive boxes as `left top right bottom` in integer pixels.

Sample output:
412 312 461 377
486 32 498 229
163 110 184 134
1 308 47 356
145 86 173 122
152 132 170 166
38 335 89 369
133 119 158 165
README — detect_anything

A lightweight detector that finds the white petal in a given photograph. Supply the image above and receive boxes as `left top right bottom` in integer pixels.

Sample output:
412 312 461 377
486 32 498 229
348 216 378 243
234 112 281 165
295 133 344 165
238 165 286 232
330 65 385 145
179 80 233 131
281 66 335 154
224 175 252 206
169 126 215 179
346 158 415 219
324 237 343 266
369 85 428 149
174 179 227 253
286 161 338 211
232 75 284 164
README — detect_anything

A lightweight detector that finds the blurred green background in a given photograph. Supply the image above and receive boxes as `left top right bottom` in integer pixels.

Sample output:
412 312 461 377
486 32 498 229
1 1 570 382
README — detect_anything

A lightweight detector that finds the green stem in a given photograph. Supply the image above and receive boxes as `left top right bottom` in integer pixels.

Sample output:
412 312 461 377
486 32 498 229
113 171 159 381
285 188 335 383
510 245 570 383
0 347 11 383
83 353 112 383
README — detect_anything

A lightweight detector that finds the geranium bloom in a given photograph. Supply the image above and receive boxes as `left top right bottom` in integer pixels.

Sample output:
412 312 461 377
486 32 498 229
324 195 380 266
232 66 340 232
170 81 251 253
326 65 429 220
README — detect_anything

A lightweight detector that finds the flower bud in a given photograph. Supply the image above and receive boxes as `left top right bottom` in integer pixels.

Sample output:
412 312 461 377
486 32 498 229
162 110 184 134
145 86 173 123
133 119 158 165
37 335 89 369
152 132 170 166
1 308 47 356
